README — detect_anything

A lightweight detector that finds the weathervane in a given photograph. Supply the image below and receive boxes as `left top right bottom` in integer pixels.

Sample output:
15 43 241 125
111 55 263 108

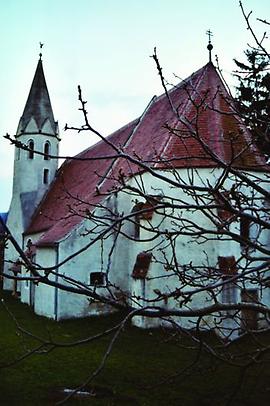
39 42 44 60
206 29 213 63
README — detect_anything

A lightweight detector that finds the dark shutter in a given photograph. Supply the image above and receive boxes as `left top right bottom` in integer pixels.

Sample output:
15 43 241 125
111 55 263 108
132 252 152 279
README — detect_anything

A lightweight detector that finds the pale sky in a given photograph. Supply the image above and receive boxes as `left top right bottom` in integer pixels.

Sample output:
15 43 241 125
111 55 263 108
0 0 269 212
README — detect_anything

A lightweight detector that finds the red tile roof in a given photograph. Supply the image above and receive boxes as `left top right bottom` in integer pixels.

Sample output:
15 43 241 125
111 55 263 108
27 119 139 243
27 62 267 246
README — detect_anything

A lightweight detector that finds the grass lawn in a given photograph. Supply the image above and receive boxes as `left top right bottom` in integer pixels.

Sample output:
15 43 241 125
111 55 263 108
1 290 270 405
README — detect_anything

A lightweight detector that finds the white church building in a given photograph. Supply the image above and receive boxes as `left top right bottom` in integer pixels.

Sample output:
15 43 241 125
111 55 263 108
3 52 270 333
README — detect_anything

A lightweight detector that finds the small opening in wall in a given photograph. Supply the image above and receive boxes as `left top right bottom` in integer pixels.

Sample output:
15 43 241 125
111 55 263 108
90 272 106 287
240 217 251 249
43 169 49 184
44 141 50 160
28 140 34 159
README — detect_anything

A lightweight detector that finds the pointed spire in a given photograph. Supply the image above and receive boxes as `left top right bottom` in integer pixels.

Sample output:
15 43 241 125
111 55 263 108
17 58 57 136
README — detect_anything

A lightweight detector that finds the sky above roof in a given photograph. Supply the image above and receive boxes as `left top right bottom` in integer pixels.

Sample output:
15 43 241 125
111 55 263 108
0 0 269 212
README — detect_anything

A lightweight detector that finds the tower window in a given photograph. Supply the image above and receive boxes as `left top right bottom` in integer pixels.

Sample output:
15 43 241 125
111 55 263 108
44 141 50 160
28 140 34 159
43 169 49 184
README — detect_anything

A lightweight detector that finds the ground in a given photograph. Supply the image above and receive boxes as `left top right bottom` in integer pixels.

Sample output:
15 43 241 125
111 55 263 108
1 291 270 405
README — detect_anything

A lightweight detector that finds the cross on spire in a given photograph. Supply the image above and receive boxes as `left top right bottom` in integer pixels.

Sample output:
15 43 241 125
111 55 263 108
39 42 44 60
206 29 213 63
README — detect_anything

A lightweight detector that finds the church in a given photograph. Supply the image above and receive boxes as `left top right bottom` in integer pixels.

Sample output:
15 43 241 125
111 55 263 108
2 47 270 334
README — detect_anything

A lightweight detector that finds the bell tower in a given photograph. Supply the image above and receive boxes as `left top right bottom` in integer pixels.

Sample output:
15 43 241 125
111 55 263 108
3 55 59 290
11 55 59 231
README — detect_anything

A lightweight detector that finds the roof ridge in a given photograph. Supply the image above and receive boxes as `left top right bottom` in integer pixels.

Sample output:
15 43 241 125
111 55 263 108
96 96 157 189
154 63 211 103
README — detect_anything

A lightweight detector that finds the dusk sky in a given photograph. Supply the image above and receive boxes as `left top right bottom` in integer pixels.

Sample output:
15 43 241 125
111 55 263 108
0 0 269 212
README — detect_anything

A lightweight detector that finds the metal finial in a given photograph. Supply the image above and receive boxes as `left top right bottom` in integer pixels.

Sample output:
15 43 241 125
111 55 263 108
39 42 44 60
206 29 213 62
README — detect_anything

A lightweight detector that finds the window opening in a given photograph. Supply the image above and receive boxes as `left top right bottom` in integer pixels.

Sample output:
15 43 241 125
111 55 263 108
28 140 34 159
43 169 49 184
44 141 50 160
90 272 106 286
218 256 238 304
240 217 251 249
221 281 237 303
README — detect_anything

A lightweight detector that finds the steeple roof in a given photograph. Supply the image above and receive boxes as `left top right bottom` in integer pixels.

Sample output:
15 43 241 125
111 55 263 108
17 58 57 136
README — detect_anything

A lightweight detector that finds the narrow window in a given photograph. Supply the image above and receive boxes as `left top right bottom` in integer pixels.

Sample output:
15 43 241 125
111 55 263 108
131 202 144 239
28 140 34 159
218 256 238 304
43 169 49 184
221 280 237 304
134 214 140 239
240 217 251 249
90 272 106 286
44 141 50 160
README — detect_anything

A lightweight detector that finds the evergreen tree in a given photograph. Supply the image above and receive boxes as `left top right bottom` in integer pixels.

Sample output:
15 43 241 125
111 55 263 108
234 49 270 154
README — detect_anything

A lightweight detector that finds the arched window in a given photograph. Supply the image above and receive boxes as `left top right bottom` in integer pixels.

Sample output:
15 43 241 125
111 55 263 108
44 141 50 160
28 140 34 159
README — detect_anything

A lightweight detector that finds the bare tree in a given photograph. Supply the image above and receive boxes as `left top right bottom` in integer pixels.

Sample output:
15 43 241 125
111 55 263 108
1 2 270 403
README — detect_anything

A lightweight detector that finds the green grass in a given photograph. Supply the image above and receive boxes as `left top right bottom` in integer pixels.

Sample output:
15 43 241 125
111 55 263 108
1 291 270 405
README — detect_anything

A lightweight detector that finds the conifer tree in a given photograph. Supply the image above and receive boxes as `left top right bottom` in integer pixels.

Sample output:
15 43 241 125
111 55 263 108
234 49 270 154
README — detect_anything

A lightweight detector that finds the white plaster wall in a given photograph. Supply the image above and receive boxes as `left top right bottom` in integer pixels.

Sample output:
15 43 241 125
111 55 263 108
20 231 44 305
33 246 57 318
3 198 24 291
113 168 269 329
46 166 268 329
55 212 120 319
